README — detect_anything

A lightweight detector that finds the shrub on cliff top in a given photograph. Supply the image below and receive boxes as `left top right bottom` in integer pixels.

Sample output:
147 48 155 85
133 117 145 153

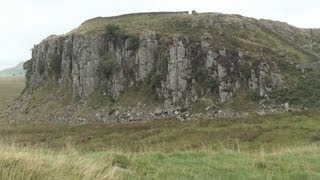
105 24 123 39
105 24 140 51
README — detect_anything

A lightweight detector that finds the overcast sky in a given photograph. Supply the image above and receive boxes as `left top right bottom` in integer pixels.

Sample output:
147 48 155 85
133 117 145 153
1 0 320 70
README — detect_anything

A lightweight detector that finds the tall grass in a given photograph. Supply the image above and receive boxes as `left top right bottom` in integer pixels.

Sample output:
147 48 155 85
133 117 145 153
0 144 319 179
0 145 124 180
1 111 320 153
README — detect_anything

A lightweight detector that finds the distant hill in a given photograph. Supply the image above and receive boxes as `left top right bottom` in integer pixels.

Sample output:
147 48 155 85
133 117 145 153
0 62 26 77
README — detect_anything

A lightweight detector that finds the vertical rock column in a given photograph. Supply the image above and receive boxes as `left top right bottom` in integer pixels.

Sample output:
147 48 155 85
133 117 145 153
166 36 191 104
136 32 158 81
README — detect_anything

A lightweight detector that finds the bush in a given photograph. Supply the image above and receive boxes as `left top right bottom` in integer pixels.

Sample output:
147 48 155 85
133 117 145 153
104 24 127 49
239 61 251 79
126 36 140 51
206 78 220 94
105 24 123 40
104 24 140 52
99 53 120 79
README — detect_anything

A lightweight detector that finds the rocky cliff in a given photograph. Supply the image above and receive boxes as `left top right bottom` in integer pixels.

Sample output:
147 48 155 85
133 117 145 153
4 12 320 122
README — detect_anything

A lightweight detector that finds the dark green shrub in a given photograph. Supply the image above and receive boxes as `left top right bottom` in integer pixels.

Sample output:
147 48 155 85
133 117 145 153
239 61 251 79
105 24 123 40
99 53 120 78
105 24 140 52
104 24 127 48
206 78 220 94
126 36 140 51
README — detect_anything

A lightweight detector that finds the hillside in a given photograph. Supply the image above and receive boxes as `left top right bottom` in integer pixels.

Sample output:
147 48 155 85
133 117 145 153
0 81 320 178
3 11 320 122
0 11 320 179
0 62 25 77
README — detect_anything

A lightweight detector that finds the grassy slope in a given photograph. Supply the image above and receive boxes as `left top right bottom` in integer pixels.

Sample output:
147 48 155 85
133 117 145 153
18 12 320 123
1 112 320 152
0 78 320 179
71 12 320 64
19 12 320 121
1 13 320 179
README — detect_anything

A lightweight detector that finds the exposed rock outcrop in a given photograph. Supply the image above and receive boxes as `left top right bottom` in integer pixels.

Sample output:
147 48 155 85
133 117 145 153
7 11 319 122
27 31 280 104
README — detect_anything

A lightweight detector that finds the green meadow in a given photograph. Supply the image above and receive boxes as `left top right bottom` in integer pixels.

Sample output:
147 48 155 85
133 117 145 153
0 77 319 179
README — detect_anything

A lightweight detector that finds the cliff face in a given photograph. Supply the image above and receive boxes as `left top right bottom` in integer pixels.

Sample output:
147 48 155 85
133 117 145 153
26 31 281 105
8 12 320 122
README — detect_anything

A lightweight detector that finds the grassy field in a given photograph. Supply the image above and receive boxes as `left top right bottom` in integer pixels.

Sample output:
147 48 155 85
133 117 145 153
0 77 320 179
0 144 319 180
0 77 25 110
